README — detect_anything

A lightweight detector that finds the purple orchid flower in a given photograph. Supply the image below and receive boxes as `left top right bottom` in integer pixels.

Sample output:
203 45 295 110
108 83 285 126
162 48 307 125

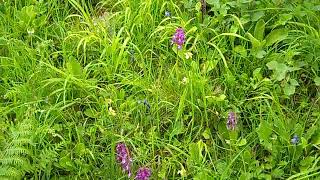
227 112 237 130
116 143 132 177
171 27 185 50
135 167 151 180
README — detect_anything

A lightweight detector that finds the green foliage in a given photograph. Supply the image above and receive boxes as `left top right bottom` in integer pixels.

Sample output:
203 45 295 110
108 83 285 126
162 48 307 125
0 0 319 179
0 117 33 179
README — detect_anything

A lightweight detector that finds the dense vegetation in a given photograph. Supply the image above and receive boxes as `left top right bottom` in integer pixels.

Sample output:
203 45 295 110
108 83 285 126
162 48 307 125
0 0 320 179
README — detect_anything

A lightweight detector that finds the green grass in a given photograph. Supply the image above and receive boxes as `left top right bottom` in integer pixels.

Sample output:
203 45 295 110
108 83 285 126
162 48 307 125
0 0 320 179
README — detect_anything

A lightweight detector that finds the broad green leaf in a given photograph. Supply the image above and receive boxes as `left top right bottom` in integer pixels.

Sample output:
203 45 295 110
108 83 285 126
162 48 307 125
300 156 315 167
279 161 288 167
272 168 284 178
195 2 201 12
243 150 252 163
240 172 252 180
236 138 247 146
276 14 292 26
229 129 238 141
170 120 185 137
217 120 229 140
265 29 289 47
0 37 7 45
240 14 250 25
257 120 272 142
201 60 218 74
219 4 229 16
301 137 308 148
75 143 86 156
59 156 74 170
202 128 211 140
206 94 226 103
194 171 212 180
234 45 247 57
206 0 220 6
311 131 320 145
258 174 272 180
246 32 261 49
293 61 307 68
225 71 236 86
18 6 37 24
188 142 203 165
263 163 273 170
266 61 289 81
252 11 265 22
67 57 82 77
216 160 227 174
279 14 293 22
254 49 267 59
35 15 47 27
287 66 301 72
284 79 299 96
253 68 262 80
84 108 97 118
254 19 265 41
172 46 186 59
216 94 226 101
289 79 299 86
314 5 320 11
314 76 320 86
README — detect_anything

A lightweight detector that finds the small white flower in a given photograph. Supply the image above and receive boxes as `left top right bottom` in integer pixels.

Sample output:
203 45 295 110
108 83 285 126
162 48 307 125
177 165 187 177
108 107 116 116
93 18 98 26
27 28 34 35
182 77 188 84
185 52 193 59
106 99 112 104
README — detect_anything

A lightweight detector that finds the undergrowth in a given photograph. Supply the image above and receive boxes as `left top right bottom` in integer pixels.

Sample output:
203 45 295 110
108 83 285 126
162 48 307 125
0 0 319 179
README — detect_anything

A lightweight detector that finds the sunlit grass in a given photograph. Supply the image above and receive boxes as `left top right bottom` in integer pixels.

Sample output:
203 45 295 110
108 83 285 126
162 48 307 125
0 0 319 179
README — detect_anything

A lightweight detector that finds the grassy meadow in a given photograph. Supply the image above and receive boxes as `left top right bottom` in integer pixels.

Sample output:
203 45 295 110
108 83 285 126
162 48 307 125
0 0 320 179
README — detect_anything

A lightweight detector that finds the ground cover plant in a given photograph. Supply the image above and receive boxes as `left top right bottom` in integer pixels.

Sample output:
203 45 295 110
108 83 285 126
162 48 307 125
0 0 320 179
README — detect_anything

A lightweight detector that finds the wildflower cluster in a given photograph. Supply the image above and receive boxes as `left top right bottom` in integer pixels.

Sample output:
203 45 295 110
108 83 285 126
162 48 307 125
116 143 151 180
116 143 132 177
171 27 186 50
135 167 152 180
227 112 237 130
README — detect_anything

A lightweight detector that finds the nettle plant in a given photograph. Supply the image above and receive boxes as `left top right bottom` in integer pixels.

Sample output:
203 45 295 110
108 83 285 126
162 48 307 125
266 59 302 97
243 7 320 97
